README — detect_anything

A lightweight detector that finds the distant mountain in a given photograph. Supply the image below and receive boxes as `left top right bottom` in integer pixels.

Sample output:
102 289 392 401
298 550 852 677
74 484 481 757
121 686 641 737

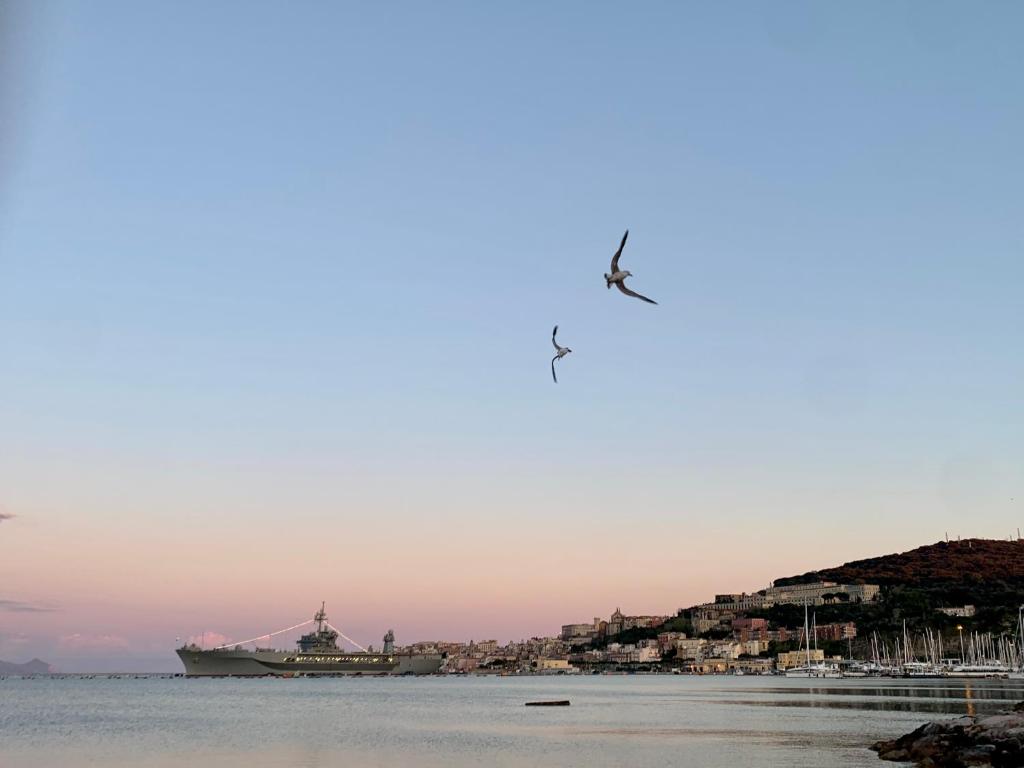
0 658 53 675
775 538 1024 588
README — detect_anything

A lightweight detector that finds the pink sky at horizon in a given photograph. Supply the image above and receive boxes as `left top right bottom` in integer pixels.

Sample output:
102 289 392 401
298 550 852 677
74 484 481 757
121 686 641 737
3 417 1020 671
4 496 1017 671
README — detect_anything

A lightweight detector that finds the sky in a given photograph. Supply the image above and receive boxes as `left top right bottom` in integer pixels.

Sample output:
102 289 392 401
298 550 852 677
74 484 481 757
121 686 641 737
0 1 1022 672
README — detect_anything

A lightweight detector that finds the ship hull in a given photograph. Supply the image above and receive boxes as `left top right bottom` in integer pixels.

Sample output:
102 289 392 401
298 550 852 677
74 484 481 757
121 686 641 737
177 648 443 677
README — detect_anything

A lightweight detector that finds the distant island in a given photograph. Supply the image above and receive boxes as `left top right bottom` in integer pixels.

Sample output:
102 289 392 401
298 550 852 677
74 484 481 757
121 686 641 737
0 658 53 675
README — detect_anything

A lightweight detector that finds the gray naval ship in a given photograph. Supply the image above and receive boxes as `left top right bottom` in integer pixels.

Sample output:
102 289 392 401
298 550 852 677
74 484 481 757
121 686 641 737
176 604 443 677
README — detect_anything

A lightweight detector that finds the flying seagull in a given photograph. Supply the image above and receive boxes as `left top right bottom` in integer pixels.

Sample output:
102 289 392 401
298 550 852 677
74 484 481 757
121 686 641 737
604 229 657 305
551 325 572 383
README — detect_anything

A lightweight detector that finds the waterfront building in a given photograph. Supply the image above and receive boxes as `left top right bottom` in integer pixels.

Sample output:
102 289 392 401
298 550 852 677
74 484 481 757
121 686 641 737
776 649 825 670
686 658 729 674
534 658 573 672
477 659 512 671
448 657 481 673
728 658 773 674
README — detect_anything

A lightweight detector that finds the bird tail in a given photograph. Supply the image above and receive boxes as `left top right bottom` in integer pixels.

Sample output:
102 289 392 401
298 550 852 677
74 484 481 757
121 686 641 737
604 273 611 288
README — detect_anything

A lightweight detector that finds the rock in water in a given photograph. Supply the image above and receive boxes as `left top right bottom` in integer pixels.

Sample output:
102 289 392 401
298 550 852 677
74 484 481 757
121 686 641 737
871 703 1024 767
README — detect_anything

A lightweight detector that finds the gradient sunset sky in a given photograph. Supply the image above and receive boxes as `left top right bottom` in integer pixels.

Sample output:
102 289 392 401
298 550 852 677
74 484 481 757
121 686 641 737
1 1 1022 671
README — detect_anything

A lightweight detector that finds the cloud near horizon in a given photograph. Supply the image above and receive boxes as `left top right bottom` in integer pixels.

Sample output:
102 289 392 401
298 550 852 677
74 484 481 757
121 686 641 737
58 633 130 651
186 632 231 648
0 599 58 613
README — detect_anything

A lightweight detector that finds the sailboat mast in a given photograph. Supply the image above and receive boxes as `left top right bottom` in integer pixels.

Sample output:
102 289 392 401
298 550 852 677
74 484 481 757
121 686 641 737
1018 606 1024 671
805 603 811 667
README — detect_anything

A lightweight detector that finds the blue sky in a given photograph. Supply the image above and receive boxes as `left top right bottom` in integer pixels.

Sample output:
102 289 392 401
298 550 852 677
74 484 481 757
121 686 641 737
0 2 1022 663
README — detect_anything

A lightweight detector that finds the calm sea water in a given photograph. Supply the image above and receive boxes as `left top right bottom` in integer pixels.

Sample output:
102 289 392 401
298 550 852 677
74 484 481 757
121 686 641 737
2 675 1022 767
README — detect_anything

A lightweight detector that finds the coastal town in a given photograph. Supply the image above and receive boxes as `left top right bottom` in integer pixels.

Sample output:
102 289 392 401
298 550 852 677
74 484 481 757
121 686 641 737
398 579 876 675
398 578 1023 678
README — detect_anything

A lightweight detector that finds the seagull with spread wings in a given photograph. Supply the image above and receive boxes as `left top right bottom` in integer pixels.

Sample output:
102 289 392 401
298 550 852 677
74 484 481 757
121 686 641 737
604 229 657 305
551 325 572 383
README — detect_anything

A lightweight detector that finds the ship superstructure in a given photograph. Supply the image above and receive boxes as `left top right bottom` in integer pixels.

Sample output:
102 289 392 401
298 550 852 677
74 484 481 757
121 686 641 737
176 604 443 676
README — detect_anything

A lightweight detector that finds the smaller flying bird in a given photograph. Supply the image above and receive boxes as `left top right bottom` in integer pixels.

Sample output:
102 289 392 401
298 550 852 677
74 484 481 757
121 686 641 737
551 325 572 383
604 229 658 305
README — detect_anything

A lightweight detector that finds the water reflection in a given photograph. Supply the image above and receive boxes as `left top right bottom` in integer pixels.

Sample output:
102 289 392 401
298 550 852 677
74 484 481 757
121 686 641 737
715 680 1019 716
1 677 1021 768
710 698 991 714
738 684 1019 701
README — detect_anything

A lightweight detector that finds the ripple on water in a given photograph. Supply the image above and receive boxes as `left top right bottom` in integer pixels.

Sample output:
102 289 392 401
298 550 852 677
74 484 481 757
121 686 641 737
1 676 1021 768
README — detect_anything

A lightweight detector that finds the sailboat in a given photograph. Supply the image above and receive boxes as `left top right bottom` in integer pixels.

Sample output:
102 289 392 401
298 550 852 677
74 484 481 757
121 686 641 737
1010 606 1024 680
900 620 944 677
784 604 842 678
945 626 1011 678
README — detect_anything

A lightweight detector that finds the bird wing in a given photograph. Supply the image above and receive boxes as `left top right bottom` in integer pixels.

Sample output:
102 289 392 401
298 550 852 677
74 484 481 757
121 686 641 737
552 325 560 351
551 355 559 383
616 281 658 304
610 230 629 272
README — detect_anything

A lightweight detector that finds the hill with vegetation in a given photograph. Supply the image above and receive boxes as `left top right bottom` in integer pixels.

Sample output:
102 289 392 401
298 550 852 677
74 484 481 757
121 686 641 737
596 539 1024 659
774 538 1024 588
758 538 1024 646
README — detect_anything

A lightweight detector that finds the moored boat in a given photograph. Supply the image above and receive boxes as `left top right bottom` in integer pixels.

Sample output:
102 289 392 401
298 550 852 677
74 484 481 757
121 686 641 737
784 663 842 678
176 604 443 677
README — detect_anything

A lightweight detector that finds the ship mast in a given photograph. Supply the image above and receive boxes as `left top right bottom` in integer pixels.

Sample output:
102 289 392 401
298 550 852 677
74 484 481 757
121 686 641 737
315 602 327 634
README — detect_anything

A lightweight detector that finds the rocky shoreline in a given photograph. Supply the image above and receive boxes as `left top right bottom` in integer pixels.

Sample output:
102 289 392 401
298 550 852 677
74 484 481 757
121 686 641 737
871 702 1024 767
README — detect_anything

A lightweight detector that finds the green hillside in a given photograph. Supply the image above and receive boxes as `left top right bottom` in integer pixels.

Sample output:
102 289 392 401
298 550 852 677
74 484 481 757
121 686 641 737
764 539 1024 641
775 539 1024 587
